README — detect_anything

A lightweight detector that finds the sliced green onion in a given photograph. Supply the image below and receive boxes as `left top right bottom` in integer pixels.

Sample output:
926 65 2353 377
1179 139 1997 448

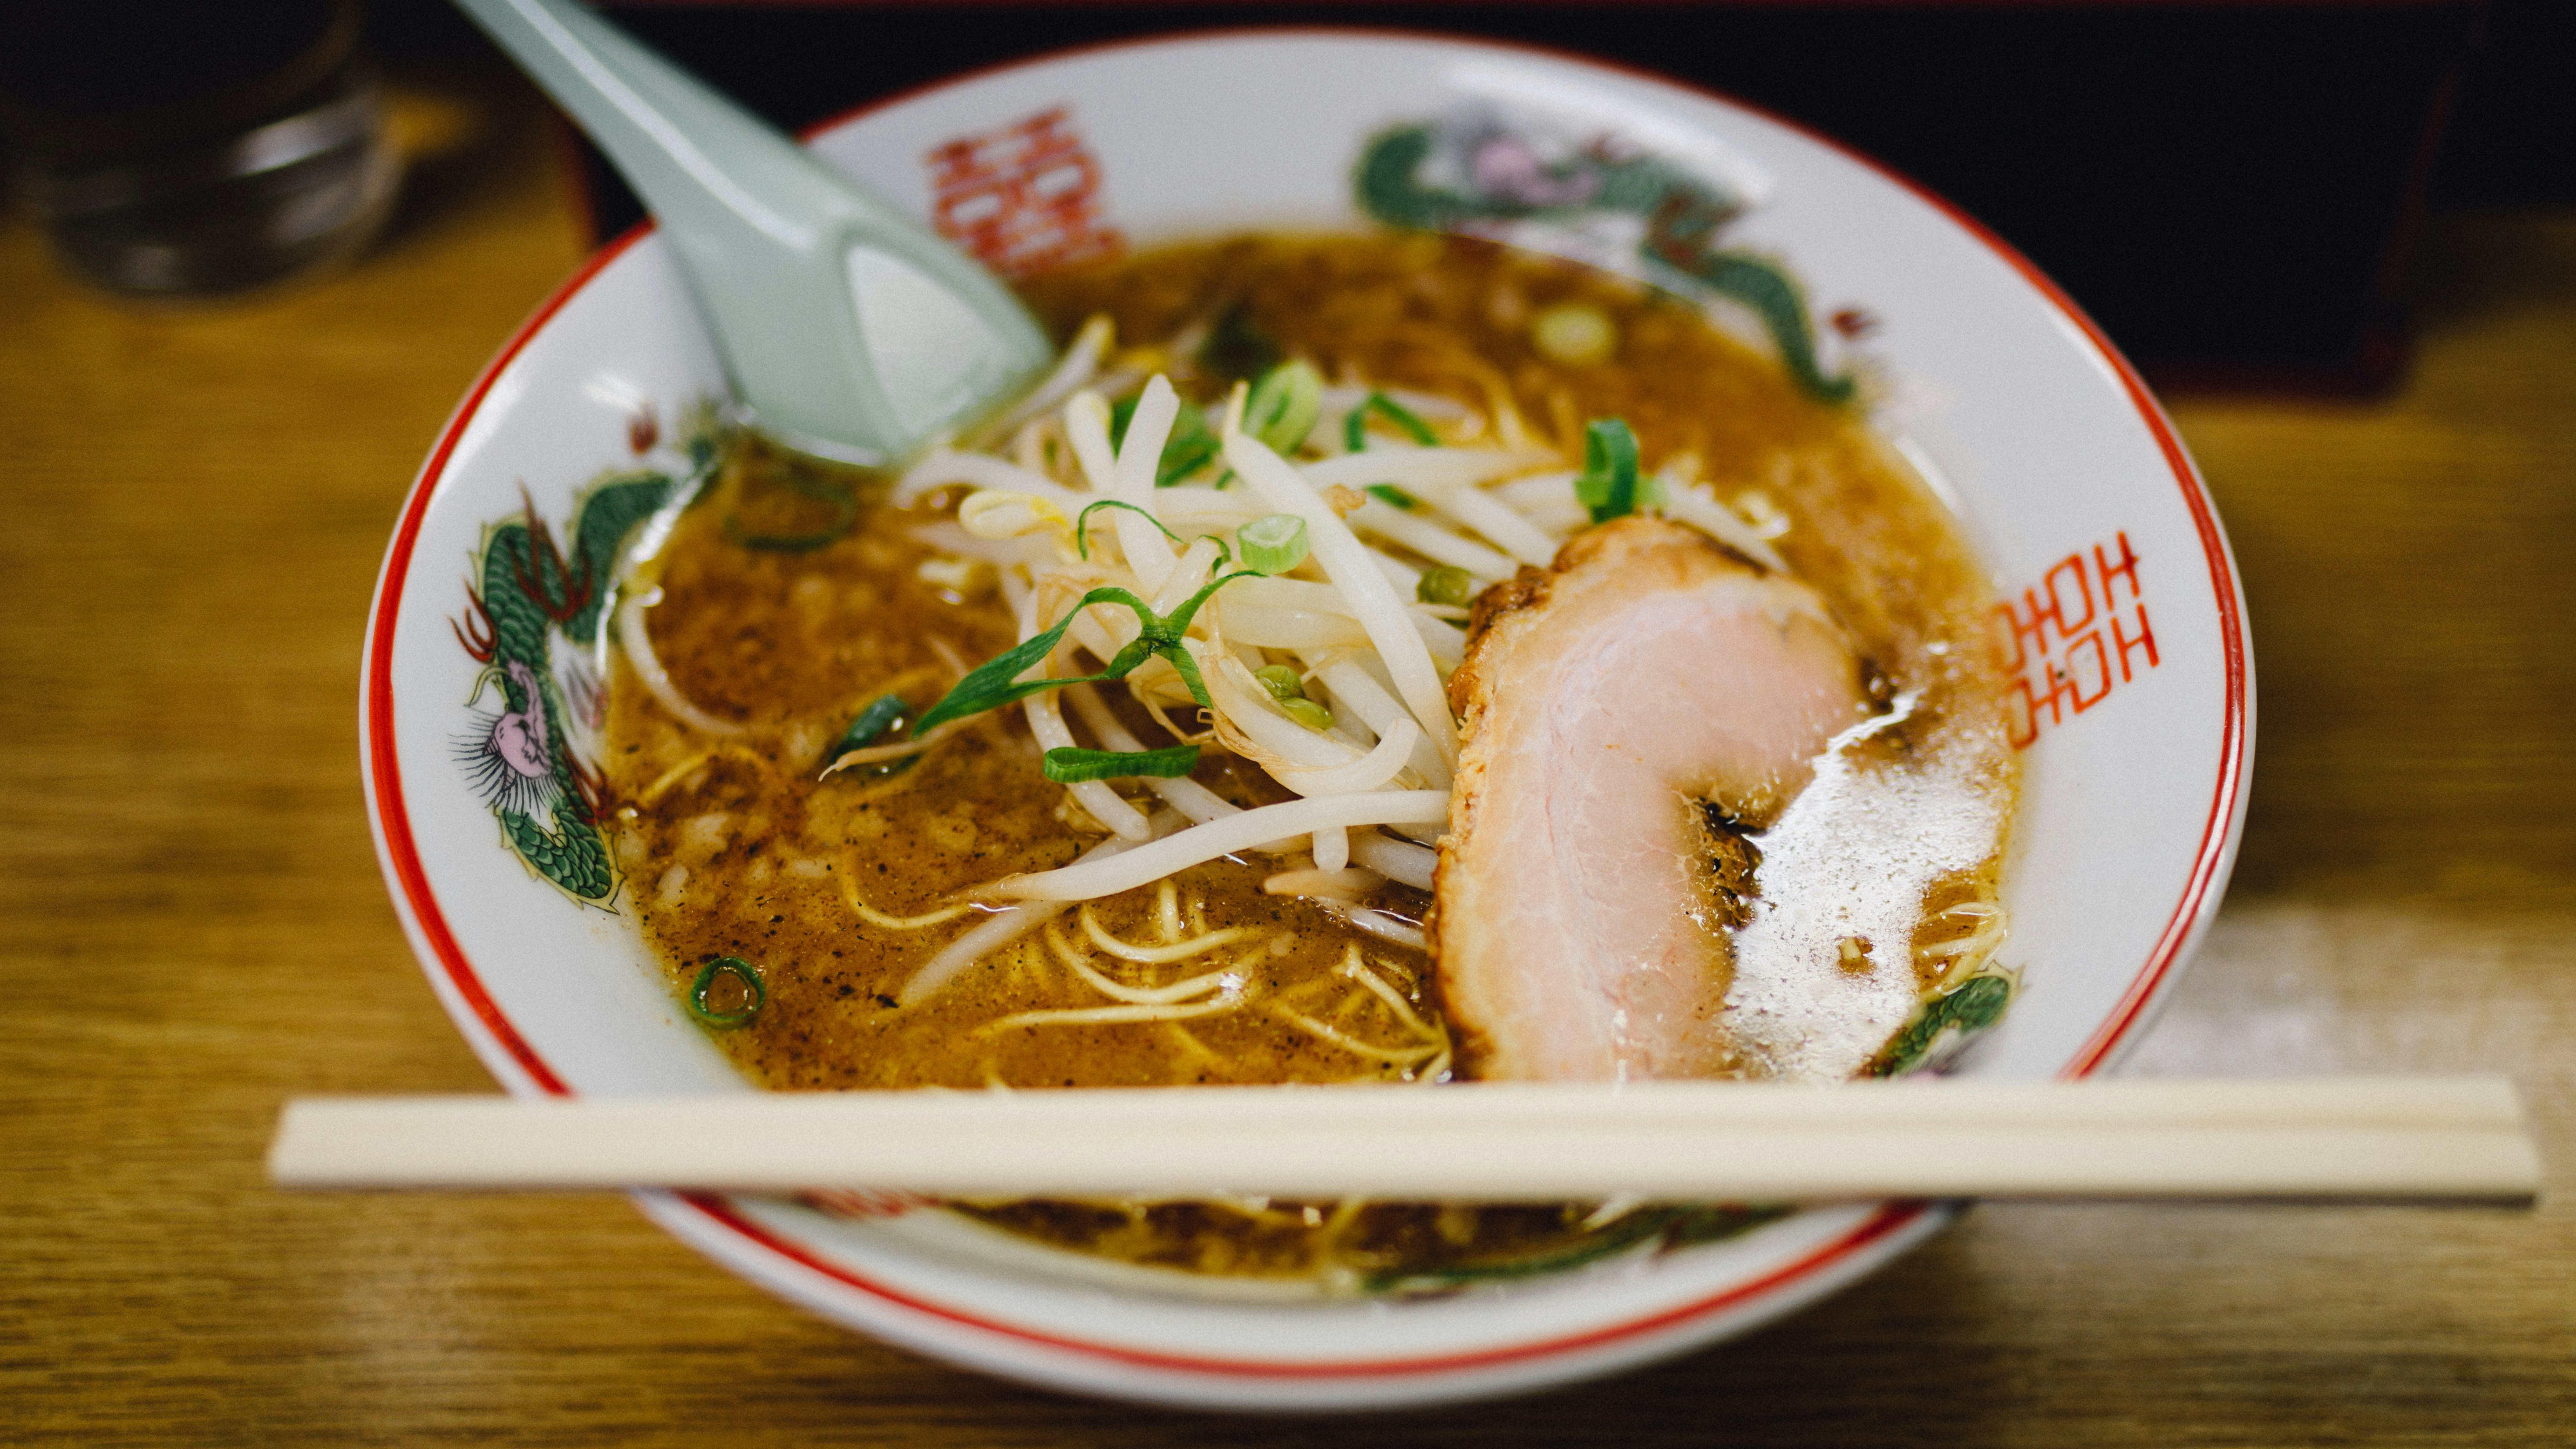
826 692 917 777
1138 568 1259 710
1417 564 1476 607
1364 483 1421 512
914 587 1153 735
1042 744 1201 783
1072 499 1184 561
832 693 908 753
1278 696 1335 732
912 571 1260 735
1532 303 1617 366
913 588 1157 735
689 957 765 1030
1158 429 1223 487
1253 664 1306 701
1574 418 1655 524
1244 360 1323 454
1115 395 1224 487
1343 391 1441 451
1238 513 1310 575
1159 406 1224 488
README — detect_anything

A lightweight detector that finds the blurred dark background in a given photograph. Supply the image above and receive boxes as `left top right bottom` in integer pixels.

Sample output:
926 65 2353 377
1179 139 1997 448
251 0 2576 390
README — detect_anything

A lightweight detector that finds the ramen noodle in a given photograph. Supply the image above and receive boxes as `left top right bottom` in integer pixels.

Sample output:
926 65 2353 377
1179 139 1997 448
598 233 2019 1289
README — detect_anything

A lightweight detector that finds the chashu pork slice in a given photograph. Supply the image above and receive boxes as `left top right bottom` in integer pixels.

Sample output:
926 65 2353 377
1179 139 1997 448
1433 517 1867 1081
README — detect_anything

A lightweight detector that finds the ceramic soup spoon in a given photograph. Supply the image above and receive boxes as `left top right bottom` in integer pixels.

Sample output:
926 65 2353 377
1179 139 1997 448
452 0 1054 463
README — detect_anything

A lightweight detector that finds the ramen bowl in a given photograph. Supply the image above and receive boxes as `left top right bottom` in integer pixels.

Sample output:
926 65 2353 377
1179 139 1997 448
362 29 2252 1411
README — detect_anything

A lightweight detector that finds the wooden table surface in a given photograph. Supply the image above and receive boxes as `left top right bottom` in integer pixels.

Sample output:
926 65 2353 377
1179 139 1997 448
4 69 2569 1446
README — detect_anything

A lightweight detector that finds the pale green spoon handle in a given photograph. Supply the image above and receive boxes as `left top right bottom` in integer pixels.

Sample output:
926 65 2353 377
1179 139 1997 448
452 0 1053 463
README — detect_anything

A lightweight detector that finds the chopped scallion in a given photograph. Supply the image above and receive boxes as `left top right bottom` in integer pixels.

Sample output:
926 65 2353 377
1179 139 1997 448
1238 513 1310 575
1532 303 1617 367
1158 427 1223 487
1115 394 1223 486
1277 696 1335 732
827 692 916 777
1342 391 1440 451
1575 418 1662 524
1416 564 1476 607
912 571 1256 735
1042 744 1201 783
1243 360 1323 454
833 693 908 753
689 957 765 1030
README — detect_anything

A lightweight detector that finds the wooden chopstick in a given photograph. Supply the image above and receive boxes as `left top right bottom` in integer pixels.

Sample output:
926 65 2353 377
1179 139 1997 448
266 1078 2541 1205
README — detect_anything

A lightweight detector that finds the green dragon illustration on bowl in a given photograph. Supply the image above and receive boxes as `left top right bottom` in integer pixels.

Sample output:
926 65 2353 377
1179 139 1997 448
449 402 726 907
1355 112 1858 404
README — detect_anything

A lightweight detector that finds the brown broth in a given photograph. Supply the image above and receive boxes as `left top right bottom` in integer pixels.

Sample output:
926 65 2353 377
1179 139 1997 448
600 233 2016 1287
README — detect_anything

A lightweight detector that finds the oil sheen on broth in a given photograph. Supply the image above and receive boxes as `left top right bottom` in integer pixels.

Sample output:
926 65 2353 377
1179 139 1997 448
601 233 2018 1288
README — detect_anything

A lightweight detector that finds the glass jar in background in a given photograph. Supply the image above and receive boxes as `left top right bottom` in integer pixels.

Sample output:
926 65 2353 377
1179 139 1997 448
0 0 399 296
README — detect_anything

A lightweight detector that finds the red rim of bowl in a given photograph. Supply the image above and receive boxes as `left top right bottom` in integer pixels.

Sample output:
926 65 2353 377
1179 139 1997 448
361 25 2249 1389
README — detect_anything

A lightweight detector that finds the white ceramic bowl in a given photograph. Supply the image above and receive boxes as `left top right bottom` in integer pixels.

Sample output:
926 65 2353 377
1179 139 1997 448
363 29 2253 1411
